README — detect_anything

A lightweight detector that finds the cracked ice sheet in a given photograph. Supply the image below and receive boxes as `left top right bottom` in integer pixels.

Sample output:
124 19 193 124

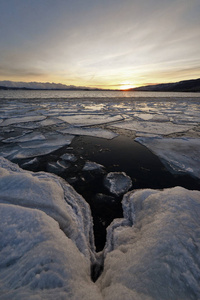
0 157 96 264
98 187 200 300
111 120 194 135
0 115 46 127
58 127 118 139
135 137 200 179
0 204 102 300
58 114 123 126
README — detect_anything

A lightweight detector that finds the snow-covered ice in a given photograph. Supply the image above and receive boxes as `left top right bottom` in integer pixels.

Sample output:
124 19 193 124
98 187 200 300
136 137 200 179
0 157 200 299
0 157 96 263
58 127 118 139
104 172 132 196
0 204 102 300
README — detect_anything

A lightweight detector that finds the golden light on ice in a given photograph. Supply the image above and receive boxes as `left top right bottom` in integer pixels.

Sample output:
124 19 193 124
120 82 135 90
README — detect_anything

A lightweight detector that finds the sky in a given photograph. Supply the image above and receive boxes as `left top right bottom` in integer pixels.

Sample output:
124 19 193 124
0 0 200 90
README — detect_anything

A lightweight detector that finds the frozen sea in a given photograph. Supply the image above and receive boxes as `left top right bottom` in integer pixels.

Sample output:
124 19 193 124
0 90 200 299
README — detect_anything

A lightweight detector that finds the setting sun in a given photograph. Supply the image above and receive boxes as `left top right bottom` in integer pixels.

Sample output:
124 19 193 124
120 82 135 90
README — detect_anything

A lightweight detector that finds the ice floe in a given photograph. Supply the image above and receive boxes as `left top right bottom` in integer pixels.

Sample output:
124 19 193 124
83 161 105 172
112 120 194 135
3 132 45 143
58 114 123 126
60 152 77 162
0 134 74 160
136 137 200 179
0 115 46 127
104 172 132 196
58 127 118 139
98 187 200 300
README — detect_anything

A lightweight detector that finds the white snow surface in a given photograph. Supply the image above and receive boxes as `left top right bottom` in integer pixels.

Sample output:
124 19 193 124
0 204 102 300
98 187 200 300
0 157 96 263
136 137 200 179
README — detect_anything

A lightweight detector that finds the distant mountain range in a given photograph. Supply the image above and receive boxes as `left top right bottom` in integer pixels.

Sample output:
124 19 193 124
0 78 200 92
0 81 101 91
132 78 200 92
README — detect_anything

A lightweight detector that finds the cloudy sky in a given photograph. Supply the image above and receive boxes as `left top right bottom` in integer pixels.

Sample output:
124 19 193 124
0 0 199 89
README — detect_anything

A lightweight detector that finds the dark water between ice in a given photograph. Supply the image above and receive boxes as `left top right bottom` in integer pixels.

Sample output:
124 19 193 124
17 134 200 251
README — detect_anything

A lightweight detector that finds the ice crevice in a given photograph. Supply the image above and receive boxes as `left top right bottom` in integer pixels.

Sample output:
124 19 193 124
0 157 200 299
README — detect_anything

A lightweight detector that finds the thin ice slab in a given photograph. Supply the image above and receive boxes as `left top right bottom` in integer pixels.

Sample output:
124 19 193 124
58 114 123 126
136 137 200 179
0 115 46 127
59 127 118 139
112 120 194 135
0 134 74 160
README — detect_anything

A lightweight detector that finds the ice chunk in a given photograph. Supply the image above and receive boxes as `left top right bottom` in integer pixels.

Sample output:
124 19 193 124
112 120 194 135
21 157 39 168
58 127 118 139
47 160 71 175
0 115 46 126
58 114 123 126
61 153 77 162
104 172 132 196
0 204 102 300
18 133 74 149
136 137 200 179
83 161 105 172
98 187 200 300
0 157 96 263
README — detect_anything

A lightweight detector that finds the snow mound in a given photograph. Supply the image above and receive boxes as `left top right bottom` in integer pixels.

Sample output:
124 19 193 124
104 172 132 196
98 187 200 300
0 204 102 300
0 157 96 263
136 137 200 179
